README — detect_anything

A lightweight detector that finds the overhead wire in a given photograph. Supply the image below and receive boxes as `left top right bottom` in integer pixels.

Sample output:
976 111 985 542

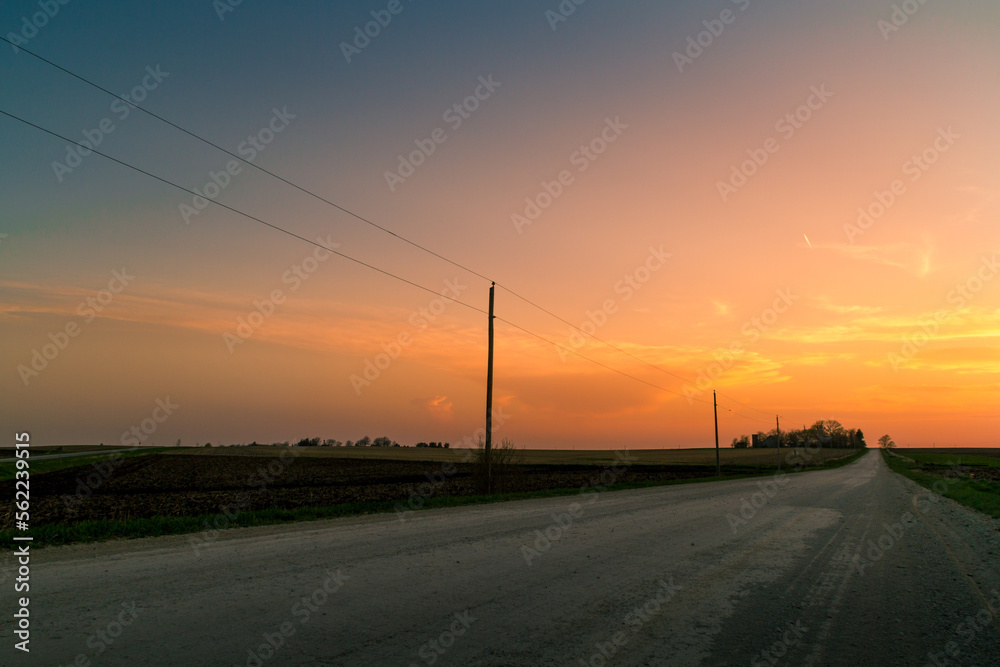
0 39 713 393
5 105 786 424
1 40 781 419
0 108 488 315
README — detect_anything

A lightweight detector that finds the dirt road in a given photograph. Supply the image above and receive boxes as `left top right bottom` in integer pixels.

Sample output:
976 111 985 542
9 450 1000 665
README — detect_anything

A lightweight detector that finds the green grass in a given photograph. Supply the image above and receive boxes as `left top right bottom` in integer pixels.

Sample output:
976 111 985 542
899 452 1000 468
0 448 172 482
1 449 868 549
882 449 1000 519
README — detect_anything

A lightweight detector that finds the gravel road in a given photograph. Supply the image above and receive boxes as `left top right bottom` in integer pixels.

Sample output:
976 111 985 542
7 450 1000 666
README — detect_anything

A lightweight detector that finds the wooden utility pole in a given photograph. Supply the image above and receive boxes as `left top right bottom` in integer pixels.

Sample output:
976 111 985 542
713 390 720 476
776 415 781 471
485 282 495 494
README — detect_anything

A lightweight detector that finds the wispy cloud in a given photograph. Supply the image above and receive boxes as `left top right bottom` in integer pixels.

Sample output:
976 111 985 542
813 241 934 276
411 395 455 421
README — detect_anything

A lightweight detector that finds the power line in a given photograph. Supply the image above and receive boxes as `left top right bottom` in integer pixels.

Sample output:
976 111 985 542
3 105 775 427
495 316 716 406
497 286 696 385
718 391 775 417
0 108 489 316
2 40 779 419
498 313 773 423
1 105 781 424
0 36 497 288
2 102 781 425
2 38 711 402
716 403 772 425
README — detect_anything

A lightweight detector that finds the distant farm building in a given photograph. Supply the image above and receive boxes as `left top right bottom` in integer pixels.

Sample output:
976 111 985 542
752 433 779 448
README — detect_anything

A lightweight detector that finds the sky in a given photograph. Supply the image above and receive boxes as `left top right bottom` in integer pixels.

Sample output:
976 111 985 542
1 0 998 449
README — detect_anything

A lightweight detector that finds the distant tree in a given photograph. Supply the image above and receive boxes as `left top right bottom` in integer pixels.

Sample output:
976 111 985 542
855 429 866 447
296 437 320 447
878 434 896 449
345 440 353 447
204 443 212 447
444 442 450 449
372 436 392 448
356 436 371 447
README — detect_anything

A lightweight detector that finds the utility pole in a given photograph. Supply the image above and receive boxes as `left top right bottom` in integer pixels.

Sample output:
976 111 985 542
713 390 720 477
485 282 495 494
776 415 781 471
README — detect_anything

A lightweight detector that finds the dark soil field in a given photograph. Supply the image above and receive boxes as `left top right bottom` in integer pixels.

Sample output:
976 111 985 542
925 467 1000 482
895 448 1000 482
3 454 767 529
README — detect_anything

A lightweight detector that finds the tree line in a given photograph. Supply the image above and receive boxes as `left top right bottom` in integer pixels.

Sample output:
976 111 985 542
731 420 866 449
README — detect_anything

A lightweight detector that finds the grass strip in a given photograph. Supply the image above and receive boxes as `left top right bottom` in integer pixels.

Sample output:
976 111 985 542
882 449 1000 519
0 448 173 482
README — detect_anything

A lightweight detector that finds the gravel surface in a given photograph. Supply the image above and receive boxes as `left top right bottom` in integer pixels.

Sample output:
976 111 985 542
6 450 1000 666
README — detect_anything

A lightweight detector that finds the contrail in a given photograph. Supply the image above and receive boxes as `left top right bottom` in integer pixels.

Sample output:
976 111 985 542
803 234 812 248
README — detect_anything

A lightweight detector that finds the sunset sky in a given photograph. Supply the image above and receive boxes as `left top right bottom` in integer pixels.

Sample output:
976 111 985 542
2 0 998 449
